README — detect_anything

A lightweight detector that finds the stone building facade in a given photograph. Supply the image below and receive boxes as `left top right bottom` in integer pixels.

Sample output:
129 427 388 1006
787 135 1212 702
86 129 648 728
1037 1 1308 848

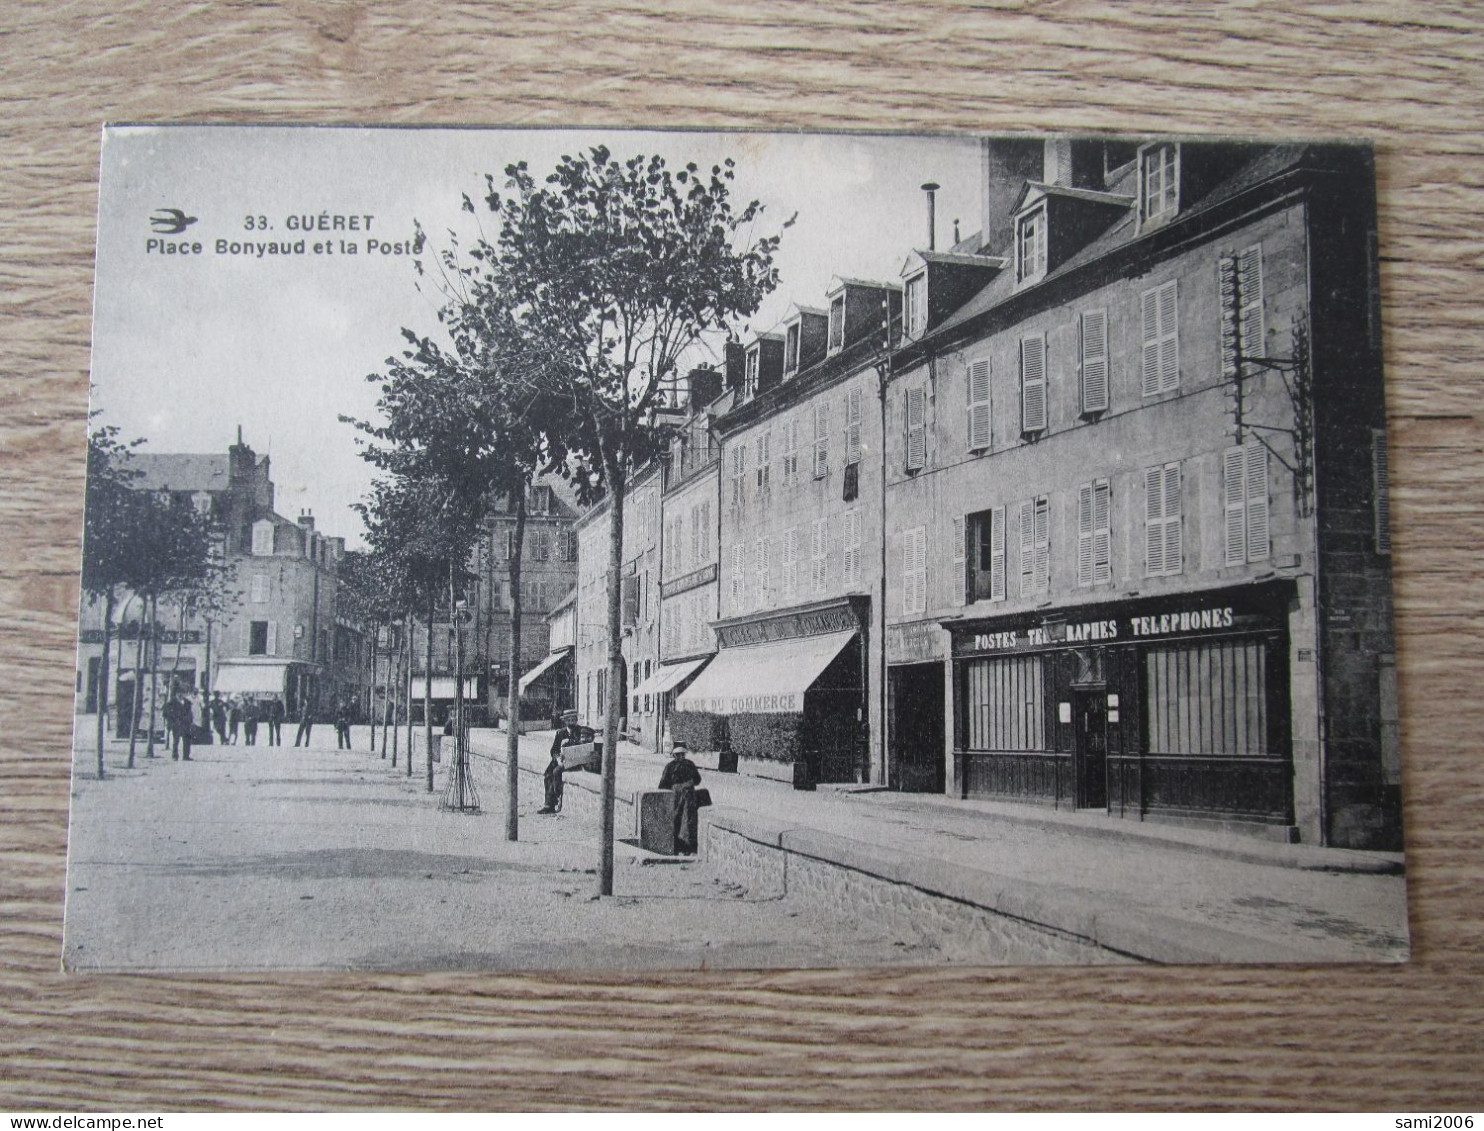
573 464 664 749
882 138 1396 849
676 280 902 785
75 434 359 728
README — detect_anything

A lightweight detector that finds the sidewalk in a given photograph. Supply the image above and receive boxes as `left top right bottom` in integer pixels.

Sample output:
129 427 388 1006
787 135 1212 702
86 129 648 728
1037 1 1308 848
471 726 1410 965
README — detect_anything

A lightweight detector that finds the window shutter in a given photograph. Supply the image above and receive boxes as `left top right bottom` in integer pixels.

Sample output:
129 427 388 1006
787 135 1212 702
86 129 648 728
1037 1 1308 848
1077 483 1093 586
1021 335 1047 433
1144 467 1165 576
1218 255 1240 380
1141 289 1162 397
844 511 861 588
1143 280 1179 396
267 621 277 657
819 516 831 590
1093 479 1112 585
782 529 797 598
1162 464 1182 574
1158 281 1179 392
1019 499 1035 598
1080 310 1109 414
813 402 829 479
952 514 966 607
1239 246 1264 363
990 506 1006 602
906 386 926 470
1373 428 1392 554
1034 497 1050 594
846 388 862 466
621 576 639 627
967 358 991 451
1223 445 1248 566
1245 442 1270 561
730 543 744 608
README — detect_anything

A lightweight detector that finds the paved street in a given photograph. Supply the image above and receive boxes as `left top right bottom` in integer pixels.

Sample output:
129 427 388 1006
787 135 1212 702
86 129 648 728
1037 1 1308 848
64 725 955 971
64 720 1409 971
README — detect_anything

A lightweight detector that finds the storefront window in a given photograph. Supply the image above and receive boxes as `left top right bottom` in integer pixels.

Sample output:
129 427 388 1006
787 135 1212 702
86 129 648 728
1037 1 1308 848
1146 640 1267 756
964 655 1044 752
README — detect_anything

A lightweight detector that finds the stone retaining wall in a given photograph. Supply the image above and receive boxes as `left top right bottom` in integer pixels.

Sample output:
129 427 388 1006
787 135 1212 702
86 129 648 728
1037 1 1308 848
704 821 1125 965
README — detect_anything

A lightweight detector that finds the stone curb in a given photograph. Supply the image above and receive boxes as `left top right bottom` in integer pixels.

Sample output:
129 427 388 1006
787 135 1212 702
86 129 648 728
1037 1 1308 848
704 807 1363 965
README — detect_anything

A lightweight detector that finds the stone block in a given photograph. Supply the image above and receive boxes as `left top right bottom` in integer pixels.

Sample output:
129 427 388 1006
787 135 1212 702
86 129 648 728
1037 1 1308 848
638 789 678 855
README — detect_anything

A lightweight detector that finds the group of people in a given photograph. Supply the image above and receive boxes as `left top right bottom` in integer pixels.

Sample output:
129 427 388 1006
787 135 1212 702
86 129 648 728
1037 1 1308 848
162 689 288 759
541 711 705 856
158 689 358 757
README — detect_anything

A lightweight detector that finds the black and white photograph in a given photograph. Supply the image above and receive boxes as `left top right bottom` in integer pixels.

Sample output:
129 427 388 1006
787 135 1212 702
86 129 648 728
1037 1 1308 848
66 125 1408 971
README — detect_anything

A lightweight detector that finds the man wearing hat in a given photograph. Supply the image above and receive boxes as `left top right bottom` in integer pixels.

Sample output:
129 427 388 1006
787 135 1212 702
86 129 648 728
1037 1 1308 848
658 742 703 855
539 710 583 814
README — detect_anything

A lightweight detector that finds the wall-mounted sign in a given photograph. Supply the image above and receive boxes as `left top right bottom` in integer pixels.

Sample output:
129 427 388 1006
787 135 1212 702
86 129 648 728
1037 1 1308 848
715 600 863 649
660 561 718 599
949 583 1292 658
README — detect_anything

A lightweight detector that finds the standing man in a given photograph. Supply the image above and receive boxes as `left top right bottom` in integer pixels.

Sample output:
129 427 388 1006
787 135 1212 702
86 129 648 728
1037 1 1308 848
293 694 315 747
267 696 284 745
210 691 228 746
242 698 259 746
658 742 703 855
227 697 242 745
335 697 351 750
165 690 188 761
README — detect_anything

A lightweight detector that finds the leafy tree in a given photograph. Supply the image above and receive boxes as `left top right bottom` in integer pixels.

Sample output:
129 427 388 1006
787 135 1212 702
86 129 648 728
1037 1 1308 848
355 471 480 792
80 425 142 778
348 285 565 832
478 148 785 893
119 491 217 767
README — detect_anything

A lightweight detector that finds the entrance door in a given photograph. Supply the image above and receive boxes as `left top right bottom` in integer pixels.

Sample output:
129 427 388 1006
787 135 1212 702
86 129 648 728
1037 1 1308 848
889 663 946 793
1073 688 1108 809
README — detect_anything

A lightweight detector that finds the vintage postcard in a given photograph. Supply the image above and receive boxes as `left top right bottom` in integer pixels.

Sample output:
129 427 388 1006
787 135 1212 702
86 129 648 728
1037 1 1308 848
66 125 1408 971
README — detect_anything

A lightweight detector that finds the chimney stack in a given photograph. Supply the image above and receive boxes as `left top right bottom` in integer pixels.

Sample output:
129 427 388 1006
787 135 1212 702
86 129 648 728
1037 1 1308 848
921 182 941 251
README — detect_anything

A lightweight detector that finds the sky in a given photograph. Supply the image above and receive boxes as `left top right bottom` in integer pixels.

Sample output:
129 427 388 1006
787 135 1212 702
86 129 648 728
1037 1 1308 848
91 126 985 547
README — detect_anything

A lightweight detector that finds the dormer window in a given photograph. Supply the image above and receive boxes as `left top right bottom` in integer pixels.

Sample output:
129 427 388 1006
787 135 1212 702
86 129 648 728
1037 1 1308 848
1140 143 1179 227
904 272 927 338
827 296 845 354
784 323 800 375
1016 206 1047 285
744 346 760 398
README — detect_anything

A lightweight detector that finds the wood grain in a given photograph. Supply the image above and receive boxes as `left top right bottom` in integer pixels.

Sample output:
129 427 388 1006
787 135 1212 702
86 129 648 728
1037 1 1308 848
3 0 1483 1110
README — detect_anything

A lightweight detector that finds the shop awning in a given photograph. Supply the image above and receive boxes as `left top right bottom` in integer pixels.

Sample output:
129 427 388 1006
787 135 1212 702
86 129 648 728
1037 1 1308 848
632 656 712 699
419 676 480 701
674 630 855 716
213 661 293 695
518 647 573 694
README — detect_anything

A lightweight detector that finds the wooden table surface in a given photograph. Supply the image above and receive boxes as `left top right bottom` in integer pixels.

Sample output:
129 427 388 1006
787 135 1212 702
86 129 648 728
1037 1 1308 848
3 1 1482 1111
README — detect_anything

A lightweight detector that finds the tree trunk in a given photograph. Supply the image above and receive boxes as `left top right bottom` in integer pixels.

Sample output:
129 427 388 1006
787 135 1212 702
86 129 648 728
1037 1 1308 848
424 590 434 790
381 623 393 759
128 599 146 767
146 595 160 758
404 607 414 773
505 492 527 841
95 589 115 780
598 460 627 897
368 618 381 754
